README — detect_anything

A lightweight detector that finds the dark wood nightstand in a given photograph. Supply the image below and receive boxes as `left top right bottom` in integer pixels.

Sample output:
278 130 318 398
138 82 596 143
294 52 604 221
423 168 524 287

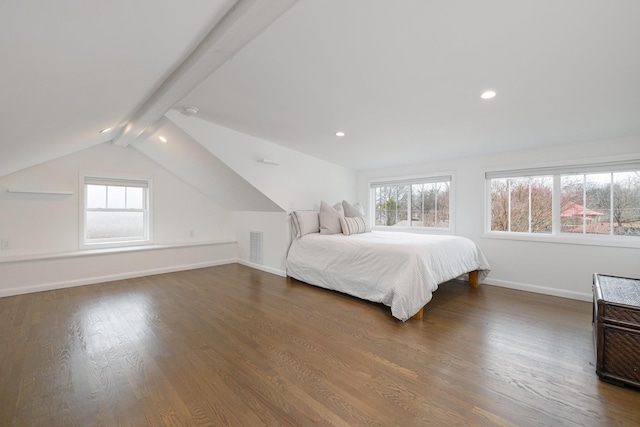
593 273 640 388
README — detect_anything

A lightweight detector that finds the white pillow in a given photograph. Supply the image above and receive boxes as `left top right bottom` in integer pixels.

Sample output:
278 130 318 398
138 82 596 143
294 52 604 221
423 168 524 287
342 200 365 217
291 210 320 237
333 201 344 216
319 200 344 235
339 216 371 235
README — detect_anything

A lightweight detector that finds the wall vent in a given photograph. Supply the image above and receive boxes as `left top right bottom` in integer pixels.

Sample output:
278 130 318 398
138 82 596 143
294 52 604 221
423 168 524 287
249 230 263 265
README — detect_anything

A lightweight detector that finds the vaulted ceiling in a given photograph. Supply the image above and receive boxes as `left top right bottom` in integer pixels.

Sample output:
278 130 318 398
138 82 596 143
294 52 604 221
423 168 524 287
2 0 640 178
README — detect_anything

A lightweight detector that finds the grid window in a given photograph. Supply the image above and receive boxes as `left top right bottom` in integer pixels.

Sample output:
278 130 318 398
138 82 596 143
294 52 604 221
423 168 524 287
560 172 640 236
490 176 552 233
487 162 640 239
371 176 451 229
82 176 150 246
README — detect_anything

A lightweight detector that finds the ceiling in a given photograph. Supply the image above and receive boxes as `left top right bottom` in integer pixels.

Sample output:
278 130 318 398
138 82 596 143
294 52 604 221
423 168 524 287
0 0 237 176
2 0 640 177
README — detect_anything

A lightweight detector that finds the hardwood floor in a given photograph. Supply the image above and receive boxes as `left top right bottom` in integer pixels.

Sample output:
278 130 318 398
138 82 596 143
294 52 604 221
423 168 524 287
1 264 638 426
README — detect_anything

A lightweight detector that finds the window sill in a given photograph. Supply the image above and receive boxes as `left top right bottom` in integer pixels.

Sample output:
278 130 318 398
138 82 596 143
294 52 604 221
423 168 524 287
481 232 640 249
80 238 153 251
0 239 237 264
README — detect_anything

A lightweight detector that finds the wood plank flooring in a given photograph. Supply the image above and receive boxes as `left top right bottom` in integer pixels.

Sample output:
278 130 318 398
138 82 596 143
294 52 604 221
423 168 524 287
1 263 639 426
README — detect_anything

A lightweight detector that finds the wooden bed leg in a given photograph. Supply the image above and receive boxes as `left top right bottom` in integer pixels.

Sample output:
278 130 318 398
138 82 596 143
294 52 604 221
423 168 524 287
411 307 424 320
469 270 479 288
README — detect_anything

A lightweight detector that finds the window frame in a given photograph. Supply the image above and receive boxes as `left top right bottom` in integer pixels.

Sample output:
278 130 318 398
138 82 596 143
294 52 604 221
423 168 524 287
79 173 153 249
369 172 455 234
484 157 640 249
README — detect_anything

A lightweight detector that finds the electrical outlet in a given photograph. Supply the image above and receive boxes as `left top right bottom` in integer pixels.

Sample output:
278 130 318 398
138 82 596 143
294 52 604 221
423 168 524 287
1 239 9 250
189 230 195 238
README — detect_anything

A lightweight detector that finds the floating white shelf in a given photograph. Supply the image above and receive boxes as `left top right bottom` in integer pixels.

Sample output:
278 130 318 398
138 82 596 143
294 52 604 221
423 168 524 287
7 189 74 195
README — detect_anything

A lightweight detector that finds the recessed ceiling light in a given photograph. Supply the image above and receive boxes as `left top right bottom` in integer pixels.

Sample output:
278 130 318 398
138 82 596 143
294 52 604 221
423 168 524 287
181 106 199 116
336 131 345 137
481 90 497 100
158 136 168 143
99 127 112 133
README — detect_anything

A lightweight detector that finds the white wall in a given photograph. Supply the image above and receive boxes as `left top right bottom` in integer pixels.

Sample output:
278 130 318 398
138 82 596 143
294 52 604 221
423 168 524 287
134 119 283 212
168 110 357 212
0 142 237 296
0 117 358 292
0 243 236 297
168 110 358 274
356 135 640 300
233 211 290 275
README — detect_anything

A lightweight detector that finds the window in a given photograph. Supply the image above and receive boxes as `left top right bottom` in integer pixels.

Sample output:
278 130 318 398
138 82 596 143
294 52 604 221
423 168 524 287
560 172 640 236
81 175 151 247
487 160 640 240
371 175 451 229
490 176 553 233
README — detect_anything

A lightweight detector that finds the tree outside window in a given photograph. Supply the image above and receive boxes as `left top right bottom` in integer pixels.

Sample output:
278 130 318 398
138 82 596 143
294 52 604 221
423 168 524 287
490 177 552 233
373 178 451 229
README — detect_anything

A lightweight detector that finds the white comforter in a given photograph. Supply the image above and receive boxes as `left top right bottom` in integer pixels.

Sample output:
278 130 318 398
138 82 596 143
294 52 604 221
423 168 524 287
286 231 490 321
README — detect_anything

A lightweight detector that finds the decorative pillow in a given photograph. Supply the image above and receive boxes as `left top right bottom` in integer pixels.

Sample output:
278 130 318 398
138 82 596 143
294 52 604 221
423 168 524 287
342 200 365 217
319 200 344 234
339 216 371 235
291 210 320 237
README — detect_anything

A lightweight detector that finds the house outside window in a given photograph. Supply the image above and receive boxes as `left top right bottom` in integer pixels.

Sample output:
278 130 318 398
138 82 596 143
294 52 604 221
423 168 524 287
559 172 639 236
370 174 452 231
486 160 640 242
80 174 152 248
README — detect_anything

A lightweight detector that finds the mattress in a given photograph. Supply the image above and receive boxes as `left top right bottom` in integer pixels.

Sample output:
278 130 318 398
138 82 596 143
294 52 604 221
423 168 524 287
286 230 490 321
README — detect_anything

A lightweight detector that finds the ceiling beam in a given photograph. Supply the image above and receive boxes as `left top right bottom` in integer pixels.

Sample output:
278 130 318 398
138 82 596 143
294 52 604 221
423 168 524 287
112 0 298 147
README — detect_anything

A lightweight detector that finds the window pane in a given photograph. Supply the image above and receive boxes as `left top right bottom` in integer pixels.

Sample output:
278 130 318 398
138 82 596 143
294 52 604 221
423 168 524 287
561 175 585 233
411 183 434 227
86 185 106 209
491 177 551 233
585 173 611 235
86 211 144 239
374 178 450 229
509 178 529 232
530 177 552 233
409 182 450 228
107 186 126 209
394 186 409 226
613 171 640 236
126 187 144 209
411 184 423 227
436 182 450 228
374 187 382 225
490 179 509 231
374 185 409 226
562 173 612 235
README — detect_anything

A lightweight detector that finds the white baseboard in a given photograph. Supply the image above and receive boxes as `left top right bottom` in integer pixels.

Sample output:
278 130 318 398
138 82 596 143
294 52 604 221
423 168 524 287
236 260 287 277
2 258 591 304
482 278 592 302
0 259 237 298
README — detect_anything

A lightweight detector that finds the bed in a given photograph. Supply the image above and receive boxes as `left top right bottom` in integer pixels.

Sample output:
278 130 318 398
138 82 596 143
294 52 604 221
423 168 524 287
286 230 490 321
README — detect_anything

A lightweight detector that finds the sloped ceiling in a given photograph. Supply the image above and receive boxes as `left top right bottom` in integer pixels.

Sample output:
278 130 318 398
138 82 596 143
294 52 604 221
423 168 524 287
0 0 236 177
133 118 282 212
0 0 295 178
2 0 640 180
180 0 640 170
